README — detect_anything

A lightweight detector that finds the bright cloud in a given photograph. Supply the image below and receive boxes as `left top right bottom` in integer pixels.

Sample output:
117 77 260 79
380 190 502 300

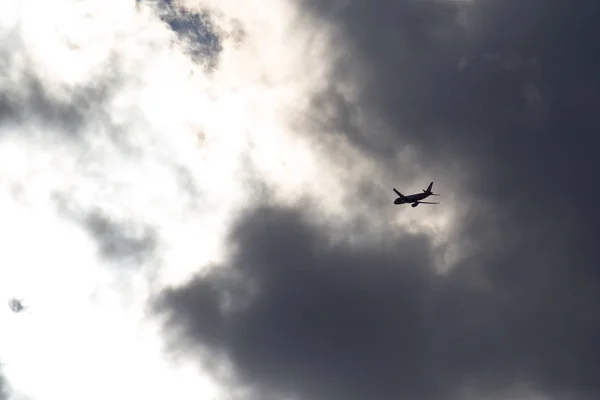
0 0 461 399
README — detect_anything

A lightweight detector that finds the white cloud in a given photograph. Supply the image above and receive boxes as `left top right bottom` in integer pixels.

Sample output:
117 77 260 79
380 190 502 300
0 0 464 398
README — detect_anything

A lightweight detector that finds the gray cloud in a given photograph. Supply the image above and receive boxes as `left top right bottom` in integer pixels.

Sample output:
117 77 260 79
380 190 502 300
53 197 159 266
7 298 26 313
0 72 118 137
143 0 243 72
0 32 124 138
79 209 158 264
0 366 9 400
156 203 600 400
155 0 600 399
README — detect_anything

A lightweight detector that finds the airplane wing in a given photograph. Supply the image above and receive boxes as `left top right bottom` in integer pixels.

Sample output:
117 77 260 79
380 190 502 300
416 201 439 204
393 188 409 201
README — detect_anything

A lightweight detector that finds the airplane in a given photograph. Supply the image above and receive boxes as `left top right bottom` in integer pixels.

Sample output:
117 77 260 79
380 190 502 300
393 182 439 207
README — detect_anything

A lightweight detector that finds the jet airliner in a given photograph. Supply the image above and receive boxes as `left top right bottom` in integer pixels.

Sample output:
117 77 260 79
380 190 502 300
393 182 439 207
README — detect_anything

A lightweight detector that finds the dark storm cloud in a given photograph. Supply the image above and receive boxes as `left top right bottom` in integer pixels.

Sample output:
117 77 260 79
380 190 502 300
156 205 448 399
158 204 600 400
156 0 600 399
300 0 600 192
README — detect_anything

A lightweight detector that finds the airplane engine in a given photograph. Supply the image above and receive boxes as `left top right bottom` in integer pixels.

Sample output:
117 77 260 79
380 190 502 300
411 203 418 207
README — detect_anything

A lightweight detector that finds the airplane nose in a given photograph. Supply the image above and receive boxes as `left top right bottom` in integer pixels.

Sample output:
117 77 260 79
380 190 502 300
394 198 401 204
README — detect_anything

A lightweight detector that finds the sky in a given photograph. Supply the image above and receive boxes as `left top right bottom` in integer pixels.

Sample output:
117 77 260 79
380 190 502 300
0 0 599 399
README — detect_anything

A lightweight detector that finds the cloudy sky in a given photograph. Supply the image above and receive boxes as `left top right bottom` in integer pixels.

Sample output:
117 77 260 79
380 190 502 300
1 0 599 399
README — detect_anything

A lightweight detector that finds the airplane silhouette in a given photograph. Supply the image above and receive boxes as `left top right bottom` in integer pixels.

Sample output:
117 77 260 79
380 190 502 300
393 182 439 207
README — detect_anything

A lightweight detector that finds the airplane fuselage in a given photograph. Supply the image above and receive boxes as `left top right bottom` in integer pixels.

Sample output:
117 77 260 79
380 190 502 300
393 192 430 204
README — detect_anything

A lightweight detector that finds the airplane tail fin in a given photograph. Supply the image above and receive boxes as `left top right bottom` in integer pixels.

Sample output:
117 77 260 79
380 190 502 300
423 182 439 196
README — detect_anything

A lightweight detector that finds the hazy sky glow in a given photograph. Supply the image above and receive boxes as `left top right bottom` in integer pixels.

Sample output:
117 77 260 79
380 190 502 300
1 1 600 400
